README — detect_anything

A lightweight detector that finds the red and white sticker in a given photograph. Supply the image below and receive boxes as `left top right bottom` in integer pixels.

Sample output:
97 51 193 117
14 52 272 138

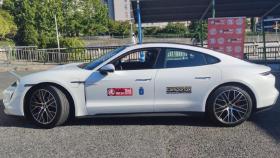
107 88 133 96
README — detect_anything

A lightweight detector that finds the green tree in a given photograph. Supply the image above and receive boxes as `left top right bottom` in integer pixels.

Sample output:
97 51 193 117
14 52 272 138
0 9 17 39
188 21 207 43
3 0 110 47
13 0 39 46
81 0 109 35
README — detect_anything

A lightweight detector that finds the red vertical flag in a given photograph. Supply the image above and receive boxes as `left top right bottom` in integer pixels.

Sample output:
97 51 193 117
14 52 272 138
208 17 246 59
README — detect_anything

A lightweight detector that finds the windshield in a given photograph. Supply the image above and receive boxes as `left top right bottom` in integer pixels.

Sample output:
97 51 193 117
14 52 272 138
81 46 126 70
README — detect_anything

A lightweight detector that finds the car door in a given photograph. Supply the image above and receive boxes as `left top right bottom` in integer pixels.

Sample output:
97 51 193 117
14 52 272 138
85 48 160 115
154 48 221 112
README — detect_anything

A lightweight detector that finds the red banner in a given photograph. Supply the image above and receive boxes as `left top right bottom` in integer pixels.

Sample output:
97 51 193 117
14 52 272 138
208 17 246 59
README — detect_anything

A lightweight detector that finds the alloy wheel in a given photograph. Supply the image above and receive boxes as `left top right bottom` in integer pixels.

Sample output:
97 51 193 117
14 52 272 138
213 89 249 124
29 89 57 125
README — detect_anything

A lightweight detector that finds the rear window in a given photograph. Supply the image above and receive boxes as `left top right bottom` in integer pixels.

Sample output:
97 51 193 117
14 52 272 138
164 49 207 68
205 54 220 64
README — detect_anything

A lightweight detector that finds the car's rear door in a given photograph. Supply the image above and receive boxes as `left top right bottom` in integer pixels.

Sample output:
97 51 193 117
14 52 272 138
154 48 221 112
85 48 161 115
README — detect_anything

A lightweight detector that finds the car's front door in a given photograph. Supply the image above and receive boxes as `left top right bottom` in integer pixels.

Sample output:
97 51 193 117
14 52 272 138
85 48 160 115
154 48 221 112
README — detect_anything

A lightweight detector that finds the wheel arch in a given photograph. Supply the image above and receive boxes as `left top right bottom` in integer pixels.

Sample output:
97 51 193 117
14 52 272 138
23 82 75 119
205 82 257 112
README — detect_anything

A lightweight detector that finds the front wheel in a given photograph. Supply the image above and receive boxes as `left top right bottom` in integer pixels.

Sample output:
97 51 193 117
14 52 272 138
25 85 70 128
207 85 253 126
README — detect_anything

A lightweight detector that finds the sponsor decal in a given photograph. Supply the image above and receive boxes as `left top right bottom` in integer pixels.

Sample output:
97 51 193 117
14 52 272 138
166 86 192 94
107 88 133 96
139 87 144 95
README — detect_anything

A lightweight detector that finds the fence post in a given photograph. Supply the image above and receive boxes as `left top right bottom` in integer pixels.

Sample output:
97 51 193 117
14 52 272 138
262 19 267 64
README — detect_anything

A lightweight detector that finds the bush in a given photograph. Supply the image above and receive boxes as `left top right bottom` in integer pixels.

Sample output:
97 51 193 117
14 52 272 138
161 22 187 35
60 37 85 48
108 20 132 36
60 37 86 62
143 27 161 35
0 39 15 47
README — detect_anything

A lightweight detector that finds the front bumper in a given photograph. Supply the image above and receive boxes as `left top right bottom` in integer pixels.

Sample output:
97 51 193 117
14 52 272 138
2 84 25 116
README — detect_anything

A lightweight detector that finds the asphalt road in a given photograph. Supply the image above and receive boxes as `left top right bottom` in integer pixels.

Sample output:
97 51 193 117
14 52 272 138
1 71 280 158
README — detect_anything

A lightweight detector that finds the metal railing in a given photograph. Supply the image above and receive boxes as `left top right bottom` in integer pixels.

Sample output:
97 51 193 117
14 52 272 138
244 45 280 62
1 45 280 64
4 46 119 64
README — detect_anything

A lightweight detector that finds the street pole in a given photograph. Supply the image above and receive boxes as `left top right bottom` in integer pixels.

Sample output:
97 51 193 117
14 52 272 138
136 0 142 44
54 15 61 63
212 0 215 18
137 0 145 62
200 21 204 47
262 19 267 63
130 18 134 44
276 21 278 42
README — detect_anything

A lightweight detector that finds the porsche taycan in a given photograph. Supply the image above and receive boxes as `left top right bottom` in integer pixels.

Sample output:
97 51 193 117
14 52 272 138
3 43 278 128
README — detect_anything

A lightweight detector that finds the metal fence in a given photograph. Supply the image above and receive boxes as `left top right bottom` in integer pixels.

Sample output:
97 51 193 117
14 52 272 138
4 46 119 64
244 45 280 62
1 44 280 64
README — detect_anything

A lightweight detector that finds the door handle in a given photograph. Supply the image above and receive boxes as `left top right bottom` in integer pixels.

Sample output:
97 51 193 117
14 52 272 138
194 77 211 80
135 78 152 82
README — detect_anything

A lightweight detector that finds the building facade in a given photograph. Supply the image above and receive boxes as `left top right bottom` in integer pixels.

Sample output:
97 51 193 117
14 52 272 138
104 0 132 21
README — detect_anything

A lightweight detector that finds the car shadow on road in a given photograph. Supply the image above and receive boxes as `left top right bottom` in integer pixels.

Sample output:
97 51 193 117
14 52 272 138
249 105 280 142
248 72 280 142
0 100 31 128
0 99 218 128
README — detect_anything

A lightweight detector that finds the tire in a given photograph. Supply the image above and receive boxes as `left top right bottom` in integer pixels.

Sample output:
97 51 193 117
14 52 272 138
206 85 253 127
25 85 70 128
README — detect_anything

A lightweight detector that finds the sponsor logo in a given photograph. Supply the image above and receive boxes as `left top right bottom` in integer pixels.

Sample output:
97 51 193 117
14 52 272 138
139 87 144 95
107 88 133 96
166 86 192 94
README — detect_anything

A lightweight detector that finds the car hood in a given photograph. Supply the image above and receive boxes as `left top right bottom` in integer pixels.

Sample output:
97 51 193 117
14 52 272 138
19 63 92 85
50 63 83 71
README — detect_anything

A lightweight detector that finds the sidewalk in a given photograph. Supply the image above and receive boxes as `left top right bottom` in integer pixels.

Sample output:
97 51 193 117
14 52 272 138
0 62 58 72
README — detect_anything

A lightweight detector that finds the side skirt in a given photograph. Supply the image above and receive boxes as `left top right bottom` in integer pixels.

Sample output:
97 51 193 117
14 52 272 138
76 112 205 119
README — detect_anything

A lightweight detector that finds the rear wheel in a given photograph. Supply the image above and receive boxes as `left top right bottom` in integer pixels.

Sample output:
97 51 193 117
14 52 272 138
25 85 69 128
207 85 253 126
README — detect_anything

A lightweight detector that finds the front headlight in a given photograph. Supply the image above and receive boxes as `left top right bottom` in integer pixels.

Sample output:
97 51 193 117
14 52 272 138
11 81 18 87
260 71 271 76
3 82 18 104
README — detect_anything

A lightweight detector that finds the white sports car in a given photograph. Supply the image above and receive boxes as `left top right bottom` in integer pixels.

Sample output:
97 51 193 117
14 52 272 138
2 43 279 128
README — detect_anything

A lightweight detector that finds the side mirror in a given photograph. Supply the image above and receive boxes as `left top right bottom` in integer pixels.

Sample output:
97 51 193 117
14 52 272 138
99 64 115 75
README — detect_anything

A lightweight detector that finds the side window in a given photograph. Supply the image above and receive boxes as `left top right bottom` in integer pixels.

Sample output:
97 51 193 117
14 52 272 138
112 48 159 71
164 49 207 68
205 54 220 64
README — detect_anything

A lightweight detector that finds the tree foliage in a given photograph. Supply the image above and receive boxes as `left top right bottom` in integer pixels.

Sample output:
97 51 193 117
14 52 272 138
143 23 187 36
108 20 131 36
162 22 187 35
3 0 110 48
0 9 17 39
188 21 208 42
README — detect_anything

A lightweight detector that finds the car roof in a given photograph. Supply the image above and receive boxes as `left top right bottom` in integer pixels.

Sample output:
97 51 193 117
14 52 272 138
125 42 216 55
123 42 245 64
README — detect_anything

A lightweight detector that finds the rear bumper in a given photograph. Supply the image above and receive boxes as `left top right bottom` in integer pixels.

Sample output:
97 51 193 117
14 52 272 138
258 88 279 108
254 74 279 109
